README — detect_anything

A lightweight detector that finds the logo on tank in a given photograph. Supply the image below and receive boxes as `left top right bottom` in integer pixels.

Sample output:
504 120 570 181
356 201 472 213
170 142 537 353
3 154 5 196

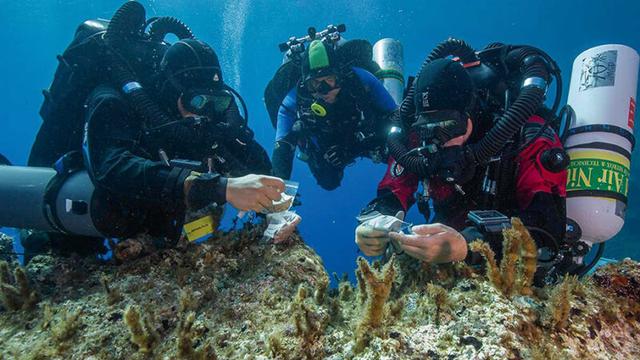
579 50 617 91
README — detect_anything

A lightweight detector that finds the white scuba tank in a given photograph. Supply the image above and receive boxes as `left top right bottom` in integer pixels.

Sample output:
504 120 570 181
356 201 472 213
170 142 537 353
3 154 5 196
565 44 639 244
373 38 405 105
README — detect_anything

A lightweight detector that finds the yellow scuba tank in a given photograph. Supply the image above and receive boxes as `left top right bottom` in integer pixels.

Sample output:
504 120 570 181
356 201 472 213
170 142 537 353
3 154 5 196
565 44 639 244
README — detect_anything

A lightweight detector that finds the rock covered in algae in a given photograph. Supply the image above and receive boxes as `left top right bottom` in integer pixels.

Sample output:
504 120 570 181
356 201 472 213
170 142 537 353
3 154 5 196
0 232 16 264
0 222 639 359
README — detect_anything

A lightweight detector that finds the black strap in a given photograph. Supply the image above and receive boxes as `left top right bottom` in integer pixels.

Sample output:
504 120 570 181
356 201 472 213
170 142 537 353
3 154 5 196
566 189 627 204
565 141 632 160
567 124 635 151
42 171 70 234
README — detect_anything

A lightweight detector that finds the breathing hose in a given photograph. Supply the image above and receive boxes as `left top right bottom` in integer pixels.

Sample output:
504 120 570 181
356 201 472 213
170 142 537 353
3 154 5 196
104 1 194 130
388 38 552 176
103 1 146 45
224 84 250 127
148 16 194 42
388 38 479 177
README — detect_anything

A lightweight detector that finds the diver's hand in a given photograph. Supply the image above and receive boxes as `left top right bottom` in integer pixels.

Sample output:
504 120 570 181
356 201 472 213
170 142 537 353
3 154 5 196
355 211 404 256
226 174 285 212
273 213 302 244
389 223 468 263
355 225 389 256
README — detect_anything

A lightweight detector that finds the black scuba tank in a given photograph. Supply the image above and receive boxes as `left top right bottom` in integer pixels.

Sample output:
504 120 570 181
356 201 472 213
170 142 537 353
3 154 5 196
29 19 112 167
28 19 171 168
29 1 194 168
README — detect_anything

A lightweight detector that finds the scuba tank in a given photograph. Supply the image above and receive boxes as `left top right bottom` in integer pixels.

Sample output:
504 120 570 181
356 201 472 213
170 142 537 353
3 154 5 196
372 39 404 106
0 151 106 238
29 2 194 167
564 45 639 249
0 166 103 237
0 1 223 239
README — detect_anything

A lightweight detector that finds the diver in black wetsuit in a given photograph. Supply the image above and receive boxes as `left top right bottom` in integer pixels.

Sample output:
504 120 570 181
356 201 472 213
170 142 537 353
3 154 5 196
80 38 278 237
19 3 288 262
271 39 397 190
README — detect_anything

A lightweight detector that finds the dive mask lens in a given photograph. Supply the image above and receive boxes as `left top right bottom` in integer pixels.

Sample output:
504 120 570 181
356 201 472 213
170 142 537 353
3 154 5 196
186 89 233 115
308 75 338 95
189 94 210 111
210 90 233 113
414 110 467 145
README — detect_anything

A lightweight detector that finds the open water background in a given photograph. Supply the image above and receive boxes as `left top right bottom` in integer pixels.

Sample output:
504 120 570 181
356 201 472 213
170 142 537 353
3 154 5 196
1 0 639 282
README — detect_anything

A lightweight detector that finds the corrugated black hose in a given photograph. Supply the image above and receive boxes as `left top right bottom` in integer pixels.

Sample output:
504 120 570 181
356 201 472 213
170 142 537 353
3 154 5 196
104 1 193 129
103 1 146 45
471 47 550 163
148 16 194 42
388 38 479 177
388 41 551 176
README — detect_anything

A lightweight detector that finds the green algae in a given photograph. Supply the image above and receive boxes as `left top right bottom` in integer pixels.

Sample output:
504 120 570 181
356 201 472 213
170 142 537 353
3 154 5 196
0 222 639 359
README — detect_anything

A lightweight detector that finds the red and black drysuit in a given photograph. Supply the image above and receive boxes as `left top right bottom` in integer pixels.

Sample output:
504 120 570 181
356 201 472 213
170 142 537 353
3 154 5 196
364 114 568 263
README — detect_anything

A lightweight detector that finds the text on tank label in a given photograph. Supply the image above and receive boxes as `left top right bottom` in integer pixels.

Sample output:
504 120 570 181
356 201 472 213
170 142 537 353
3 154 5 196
566 149 630 199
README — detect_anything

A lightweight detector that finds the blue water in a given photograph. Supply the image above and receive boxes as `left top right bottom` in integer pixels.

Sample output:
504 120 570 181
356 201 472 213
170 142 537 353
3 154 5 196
1 0 639 281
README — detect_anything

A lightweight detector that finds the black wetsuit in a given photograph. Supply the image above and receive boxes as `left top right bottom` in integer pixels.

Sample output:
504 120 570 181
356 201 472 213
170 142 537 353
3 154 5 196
271 67 397 190
24 85 270 258
83 86 271 238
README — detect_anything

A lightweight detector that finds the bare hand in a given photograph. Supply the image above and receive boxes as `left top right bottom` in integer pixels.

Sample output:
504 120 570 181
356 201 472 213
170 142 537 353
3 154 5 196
355 225 389 256
273 214 302 244
355 211 404 256
389 223 468 263
226 175 285 212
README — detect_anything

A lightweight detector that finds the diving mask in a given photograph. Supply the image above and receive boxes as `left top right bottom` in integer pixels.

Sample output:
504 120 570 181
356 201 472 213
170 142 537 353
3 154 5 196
183 88 234 116
413 109 468 146
307 75 340 95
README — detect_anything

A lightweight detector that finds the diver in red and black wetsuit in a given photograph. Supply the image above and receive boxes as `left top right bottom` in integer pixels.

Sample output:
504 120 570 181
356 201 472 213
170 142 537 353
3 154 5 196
355 47 569 267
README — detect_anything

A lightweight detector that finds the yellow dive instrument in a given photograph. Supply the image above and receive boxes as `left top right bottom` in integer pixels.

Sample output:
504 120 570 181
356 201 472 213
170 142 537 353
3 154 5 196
310 102 327 117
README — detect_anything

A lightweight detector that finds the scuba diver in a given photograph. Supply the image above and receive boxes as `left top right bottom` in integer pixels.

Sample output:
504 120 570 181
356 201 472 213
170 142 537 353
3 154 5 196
268 26 398 190
355 39 575 280
1 2 293 262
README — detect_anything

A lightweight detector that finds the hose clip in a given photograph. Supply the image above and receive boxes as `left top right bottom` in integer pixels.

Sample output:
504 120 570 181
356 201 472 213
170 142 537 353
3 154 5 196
522 77 547 91
389 126 403 135
122 81 143 94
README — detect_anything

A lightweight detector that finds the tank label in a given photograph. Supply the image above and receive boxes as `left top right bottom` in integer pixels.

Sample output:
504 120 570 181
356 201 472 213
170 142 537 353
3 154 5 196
567 150 630 198
579 50 617 92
